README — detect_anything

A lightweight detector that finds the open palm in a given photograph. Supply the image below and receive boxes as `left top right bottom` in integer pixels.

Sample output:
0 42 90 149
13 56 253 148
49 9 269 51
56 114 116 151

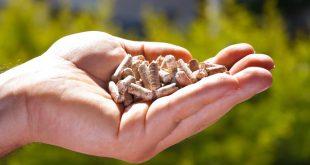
22 31 274 163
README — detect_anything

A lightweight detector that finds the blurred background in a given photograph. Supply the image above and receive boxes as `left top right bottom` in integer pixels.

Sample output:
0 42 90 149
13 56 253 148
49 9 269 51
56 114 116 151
0 0 309 164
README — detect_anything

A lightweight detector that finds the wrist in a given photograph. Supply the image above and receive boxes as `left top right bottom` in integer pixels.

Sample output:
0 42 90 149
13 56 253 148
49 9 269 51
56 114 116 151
0 66 31 156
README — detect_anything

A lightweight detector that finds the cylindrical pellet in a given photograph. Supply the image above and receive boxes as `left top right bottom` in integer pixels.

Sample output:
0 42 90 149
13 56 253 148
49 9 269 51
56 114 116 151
123 92 133 107
134 80 143 101
138 61 151 89
155 83 179 98
177 59 197 82
135 80 143 86
192 68 208 80
189 59 200 71
111 54 132 82
108 81 124 103
117 75 136 95
159 70 173 84
160 60 167 69
164 55 177 73
128 83 154 101
175 71 192 87
148 61 161 90
206 65 227 75
132 60 142 80
202 62 217 69
156 55 164 67
132 55 145 61
121 68 134 79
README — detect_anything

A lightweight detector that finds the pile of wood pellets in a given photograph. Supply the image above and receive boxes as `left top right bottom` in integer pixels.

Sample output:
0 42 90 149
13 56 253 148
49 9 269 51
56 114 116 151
108 54 228 107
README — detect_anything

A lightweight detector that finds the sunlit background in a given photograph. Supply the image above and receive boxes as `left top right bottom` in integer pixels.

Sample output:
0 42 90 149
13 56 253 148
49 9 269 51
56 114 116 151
0 0 309 164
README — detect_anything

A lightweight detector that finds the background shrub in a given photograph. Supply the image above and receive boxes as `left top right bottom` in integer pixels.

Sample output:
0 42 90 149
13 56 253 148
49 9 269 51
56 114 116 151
0 0 309 164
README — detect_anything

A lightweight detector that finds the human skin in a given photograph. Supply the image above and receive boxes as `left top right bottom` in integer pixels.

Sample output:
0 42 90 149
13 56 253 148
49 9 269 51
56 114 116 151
0 31 274 163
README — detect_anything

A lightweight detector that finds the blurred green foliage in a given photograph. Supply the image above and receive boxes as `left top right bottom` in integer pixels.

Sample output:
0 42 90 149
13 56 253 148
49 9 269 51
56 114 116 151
0 0 309 164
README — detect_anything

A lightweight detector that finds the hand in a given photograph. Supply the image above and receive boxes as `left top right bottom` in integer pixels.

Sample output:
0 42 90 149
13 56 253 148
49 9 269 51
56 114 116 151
0 31 274 163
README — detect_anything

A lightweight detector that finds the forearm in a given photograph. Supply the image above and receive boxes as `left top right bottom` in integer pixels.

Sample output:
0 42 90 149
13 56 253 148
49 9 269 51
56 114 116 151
0 67 30 157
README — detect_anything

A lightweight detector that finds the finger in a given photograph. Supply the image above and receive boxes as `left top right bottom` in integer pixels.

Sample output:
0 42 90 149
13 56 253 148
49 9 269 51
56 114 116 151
144 73 239 144
154 67 272 153
230 54 275 74
119 39 192 62
117 103 149 151
208 43 255 68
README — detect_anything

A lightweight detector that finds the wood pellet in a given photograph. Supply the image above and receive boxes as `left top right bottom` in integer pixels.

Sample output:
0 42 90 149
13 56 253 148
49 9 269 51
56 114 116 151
108 54 229 107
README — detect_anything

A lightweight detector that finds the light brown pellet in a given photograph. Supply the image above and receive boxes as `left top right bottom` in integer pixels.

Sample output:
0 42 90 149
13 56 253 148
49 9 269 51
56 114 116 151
133 80 143 101
156 55 164 67
159 69 173 84
112 54 132 82
132 60 142 80
206 65 227 75
148 61 161 90
123 92 133 107
193 68 208 80
135 80 143 86
132 55 145 61
128 83 154 101
177 59 197 82
175 70 192 87
108 81 124 103
160 60 167 69
189 59 200 71
138 61 151 89
202 61 218 69
121 68 134 79
164 55 177 73
155 83 179 98
117 75 136 95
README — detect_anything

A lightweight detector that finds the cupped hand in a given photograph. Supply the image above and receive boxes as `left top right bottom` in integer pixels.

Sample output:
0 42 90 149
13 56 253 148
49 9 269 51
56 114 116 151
10 31 274 163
